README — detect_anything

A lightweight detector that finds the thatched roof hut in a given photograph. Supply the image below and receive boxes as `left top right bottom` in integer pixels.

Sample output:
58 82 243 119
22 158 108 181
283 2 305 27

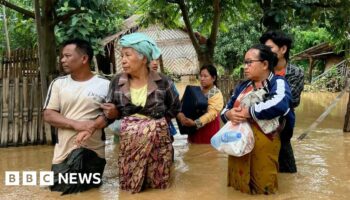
101 15 199 75
292 42 344 69
291 42 345 82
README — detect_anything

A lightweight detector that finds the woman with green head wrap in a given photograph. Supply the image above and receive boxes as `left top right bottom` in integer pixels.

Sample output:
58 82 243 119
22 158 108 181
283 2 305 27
102 32 181 193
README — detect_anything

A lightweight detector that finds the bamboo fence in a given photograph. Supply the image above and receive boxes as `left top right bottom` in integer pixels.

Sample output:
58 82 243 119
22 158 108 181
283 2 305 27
217 75 240 104
0 49 52 147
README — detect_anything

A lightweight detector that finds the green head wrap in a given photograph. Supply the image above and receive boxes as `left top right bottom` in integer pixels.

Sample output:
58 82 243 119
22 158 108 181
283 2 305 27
119 33 161 62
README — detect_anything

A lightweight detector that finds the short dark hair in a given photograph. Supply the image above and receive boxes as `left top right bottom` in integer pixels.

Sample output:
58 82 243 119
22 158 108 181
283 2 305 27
62 38 93 63
249 44 278 72
200 64 218 86
259 30 292 60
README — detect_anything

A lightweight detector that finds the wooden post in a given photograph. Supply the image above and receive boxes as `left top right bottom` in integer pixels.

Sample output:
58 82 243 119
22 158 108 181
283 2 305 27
1 62 9 147
344 89 350 132
38 80 44 144
308 57 315 83
31 77 38 144
13 55 20 146
343 41 350 132
109 43 116 74
22 76 28 145
28 77 33 143
18 49 23 139
0 57 2 139
159 55 165 73
344 71 350 132
8 53 13 144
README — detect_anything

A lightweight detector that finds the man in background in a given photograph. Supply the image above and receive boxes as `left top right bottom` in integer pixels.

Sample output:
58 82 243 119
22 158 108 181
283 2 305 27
260 30 304 173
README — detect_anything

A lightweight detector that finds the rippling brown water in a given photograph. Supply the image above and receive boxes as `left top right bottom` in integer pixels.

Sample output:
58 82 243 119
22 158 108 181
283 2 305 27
0 87 349 199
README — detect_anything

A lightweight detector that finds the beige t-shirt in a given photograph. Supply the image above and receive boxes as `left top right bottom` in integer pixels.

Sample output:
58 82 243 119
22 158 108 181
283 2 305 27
43 75 110 164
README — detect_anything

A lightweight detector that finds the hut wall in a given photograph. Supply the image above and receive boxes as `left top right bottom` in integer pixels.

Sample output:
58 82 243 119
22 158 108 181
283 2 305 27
114 25 199 75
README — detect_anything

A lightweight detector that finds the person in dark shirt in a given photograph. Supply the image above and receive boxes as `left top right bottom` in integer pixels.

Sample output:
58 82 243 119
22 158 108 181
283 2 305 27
260 30 304 173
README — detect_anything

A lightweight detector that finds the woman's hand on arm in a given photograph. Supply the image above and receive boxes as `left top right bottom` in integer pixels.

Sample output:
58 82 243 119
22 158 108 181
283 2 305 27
44 109 77 129
71 120 96 133
93 115 108 129
74 115 113 145
44 109 98 134
101 103 119 119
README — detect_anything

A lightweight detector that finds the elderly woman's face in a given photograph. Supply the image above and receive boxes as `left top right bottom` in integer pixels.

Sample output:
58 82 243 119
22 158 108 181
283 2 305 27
243 49 268 81
121 47 147 75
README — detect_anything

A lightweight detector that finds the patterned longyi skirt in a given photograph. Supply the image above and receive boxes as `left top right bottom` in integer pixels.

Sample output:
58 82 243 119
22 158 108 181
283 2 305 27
118 116 173 193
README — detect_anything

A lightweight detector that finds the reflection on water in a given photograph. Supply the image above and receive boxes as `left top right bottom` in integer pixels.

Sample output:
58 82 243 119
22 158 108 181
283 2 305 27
0 88 350 200
295 92 348 129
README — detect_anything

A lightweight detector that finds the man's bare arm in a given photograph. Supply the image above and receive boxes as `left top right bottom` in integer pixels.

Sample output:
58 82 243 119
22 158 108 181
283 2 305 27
43 109 95 133
43 109 76 129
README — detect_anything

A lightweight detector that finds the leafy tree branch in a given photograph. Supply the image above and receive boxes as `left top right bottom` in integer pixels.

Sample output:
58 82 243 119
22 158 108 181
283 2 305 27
0 0 35 18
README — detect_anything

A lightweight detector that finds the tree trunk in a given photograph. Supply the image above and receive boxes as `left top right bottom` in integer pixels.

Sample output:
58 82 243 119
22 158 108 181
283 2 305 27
38 23 57 100
2 5 11 56
344 79 350 132
259 0 282 30
197 52 214 67
35 0 58 102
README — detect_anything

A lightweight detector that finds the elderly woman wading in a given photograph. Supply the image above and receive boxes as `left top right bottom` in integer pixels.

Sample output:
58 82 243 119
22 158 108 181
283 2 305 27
103 33 181 193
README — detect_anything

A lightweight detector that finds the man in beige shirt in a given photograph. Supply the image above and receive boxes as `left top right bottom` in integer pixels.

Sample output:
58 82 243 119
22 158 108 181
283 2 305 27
43 39 111 194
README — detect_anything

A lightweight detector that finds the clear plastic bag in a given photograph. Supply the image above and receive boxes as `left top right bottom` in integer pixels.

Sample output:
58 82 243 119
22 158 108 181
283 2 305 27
210 121 254 157
108 120 121 134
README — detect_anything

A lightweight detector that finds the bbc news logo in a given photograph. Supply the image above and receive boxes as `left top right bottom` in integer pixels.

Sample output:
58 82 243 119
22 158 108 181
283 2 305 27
5 171 102 186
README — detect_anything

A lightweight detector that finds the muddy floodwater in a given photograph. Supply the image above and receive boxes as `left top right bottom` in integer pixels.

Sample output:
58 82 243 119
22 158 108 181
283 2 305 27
0 87 349 199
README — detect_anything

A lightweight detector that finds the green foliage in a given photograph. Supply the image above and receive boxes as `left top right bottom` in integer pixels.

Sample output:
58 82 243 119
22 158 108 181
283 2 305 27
289 27 331 73
137 0 182 29
291 27 332 54
304 66 346 92
138 0 251 35
57 0 103 8
0 0 36 52
214 19 261 71
1 0 130 54
214 1 262 71
55 0 128 55
255 0 350 51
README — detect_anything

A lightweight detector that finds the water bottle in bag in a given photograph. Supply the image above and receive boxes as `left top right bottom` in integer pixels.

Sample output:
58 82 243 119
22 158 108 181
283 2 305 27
221 131 241 143
211 130 241 149
211 121 254 157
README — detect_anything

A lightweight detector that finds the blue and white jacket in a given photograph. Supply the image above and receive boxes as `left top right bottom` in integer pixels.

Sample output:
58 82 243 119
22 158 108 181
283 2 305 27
221 72 295 129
